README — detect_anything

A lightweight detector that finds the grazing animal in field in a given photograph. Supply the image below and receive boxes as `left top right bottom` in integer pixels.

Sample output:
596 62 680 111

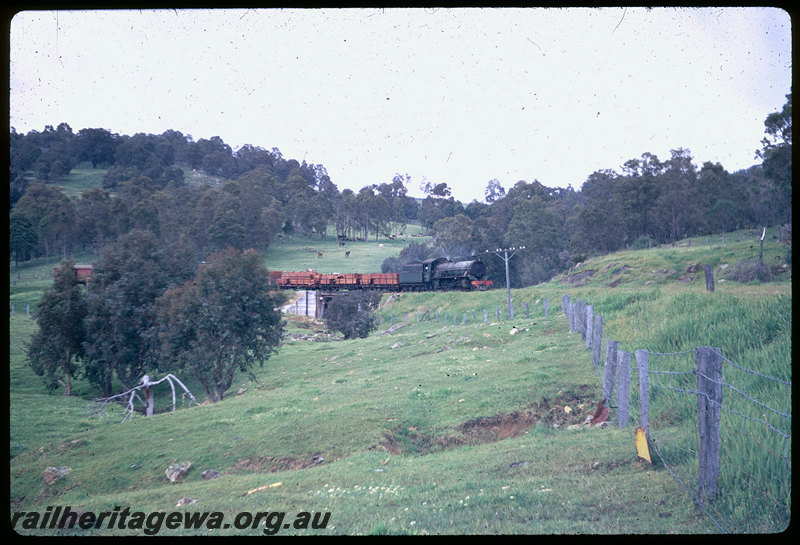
317 251 323 258
345 251 350 258
339 241 346 247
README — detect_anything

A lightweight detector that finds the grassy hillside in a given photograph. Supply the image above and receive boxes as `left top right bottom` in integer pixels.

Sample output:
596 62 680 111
264 228 427 275
8 229 791 535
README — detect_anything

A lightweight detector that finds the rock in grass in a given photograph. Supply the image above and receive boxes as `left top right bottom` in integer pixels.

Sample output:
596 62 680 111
42 466 71 485
201 469 224 480
166 462 192 482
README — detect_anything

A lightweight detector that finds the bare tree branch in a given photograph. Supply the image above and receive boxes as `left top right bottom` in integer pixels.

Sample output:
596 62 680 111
91 374 197 422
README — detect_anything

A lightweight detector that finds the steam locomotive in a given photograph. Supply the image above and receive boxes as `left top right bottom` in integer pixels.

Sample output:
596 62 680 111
272 257 492 291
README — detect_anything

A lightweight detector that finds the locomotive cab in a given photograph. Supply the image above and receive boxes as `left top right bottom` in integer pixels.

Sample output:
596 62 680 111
398 258 446 289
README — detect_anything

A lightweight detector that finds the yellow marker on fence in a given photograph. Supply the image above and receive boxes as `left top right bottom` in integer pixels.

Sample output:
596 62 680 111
635 426 652 464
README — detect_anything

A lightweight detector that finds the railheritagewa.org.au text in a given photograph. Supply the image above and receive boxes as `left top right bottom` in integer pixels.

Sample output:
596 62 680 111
11 505 331 535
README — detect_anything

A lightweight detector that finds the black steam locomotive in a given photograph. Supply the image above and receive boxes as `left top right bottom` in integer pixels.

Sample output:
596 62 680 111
398 257 492 291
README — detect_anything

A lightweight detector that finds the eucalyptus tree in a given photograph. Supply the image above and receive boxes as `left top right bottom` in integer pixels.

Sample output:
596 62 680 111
12 181 77 259
156 248 285 403
27 260 87 395
73 188 119 253
9 214 37 267
757 91 792 223
73 127 118 168
654 148 701 244
82 230 195 396
324 290 381 340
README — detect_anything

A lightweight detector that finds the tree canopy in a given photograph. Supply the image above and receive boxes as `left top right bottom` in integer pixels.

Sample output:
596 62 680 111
156 248 285 402
27 260 87 395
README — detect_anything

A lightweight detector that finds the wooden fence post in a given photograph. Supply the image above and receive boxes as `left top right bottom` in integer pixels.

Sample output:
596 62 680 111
585 305 594 350
617 350 631 428
592 314 603 370
569 301 577 332
525 302 529 319
603 340 618 406
566 301 572 330
484 308 488 324
543 298 548 317
704 265 715 292
695 346 722 500
636 349 650 438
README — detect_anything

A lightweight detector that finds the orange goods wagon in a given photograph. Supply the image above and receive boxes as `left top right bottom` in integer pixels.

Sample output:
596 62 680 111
334 274 360 285
280 271 318 288
365 273 398 286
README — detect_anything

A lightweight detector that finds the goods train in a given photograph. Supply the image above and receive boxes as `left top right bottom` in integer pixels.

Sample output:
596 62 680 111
271 257 492 291
58 258 493 292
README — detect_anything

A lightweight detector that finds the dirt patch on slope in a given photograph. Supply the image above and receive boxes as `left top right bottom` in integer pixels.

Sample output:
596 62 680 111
459 411 542 443
377 387 599 455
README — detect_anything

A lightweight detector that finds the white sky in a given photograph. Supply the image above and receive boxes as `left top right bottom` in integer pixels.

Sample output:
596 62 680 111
9 7 793 203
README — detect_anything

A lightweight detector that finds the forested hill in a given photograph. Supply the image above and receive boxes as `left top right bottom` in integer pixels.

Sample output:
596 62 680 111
8 92 791 288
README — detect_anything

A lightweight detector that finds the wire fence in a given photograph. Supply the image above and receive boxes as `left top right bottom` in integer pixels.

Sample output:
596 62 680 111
563 294 791 534
376 297 551 328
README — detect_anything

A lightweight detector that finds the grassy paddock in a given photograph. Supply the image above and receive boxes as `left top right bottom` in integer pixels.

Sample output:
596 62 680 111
8 228 790 534
263 227 428 275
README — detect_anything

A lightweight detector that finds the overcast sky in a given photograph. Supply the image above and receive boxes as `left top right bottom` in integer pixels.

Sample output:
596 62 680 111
9 7 792 203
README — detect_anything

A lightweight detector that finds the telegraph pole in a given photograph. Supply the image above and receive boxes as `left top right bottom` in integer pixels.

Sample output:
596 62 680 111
486 246 525 319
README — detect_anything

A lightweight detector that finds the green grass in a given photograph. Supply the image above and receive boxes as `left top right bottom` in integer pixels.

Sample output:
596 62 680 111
8 228 791 535
52 165 107 199
264 227 428 275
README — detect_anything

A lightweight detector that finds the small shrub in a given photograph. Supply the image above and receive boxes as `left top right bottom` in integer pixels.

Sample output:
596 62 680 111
325 291 382 339
724 257 775 283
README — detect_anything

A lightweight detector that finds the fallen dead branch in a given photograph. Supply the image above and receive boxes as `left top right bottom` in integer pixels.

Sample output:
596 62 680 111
91 374 197 422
